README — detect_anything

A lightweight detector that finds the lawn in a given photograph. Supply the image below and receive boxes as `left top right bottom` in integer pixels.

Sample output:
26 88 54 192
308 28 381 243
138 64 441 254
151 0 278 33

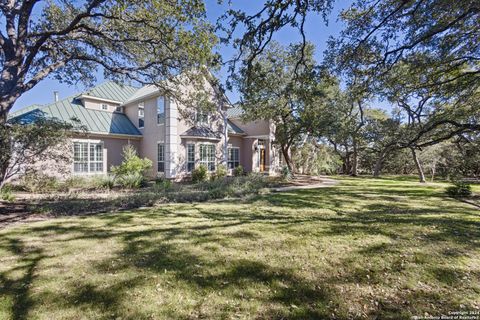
0 177 479 319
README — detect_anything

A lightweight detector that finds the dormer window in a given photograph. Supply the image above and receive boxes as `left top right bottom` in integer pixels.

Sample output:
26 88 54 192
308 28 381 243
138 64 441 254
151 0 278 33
196 111 209 126
101 104 108 110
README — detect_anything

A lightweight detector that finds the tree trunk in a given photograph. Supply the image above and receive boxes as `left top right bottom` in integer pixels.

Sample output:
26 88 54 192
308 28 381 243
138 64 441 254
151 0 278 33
351 139 358 176
410 147 426 183
431 162 436 182
281 146 294 173
344 146 350 175
0 99 15 124
373 152 385 177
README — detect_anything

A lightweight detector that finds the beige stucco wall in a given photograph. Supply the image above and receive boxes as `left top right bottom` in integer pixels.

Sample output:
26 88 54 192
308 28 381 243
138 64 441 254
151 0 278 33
21 134 140 181
122 78 228 179
229 118 270 137
82 98 121 113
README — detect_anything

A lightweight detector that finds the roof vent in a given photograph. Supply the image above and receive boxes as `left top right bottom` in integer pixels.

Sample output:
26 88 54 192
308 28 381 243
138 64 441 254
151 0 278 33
53 91 59 102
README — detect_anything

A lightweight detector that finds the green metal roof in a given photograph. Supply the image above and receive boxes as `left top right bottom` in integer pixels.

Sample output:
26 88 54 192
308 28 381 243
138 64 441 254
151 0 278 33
10 82 141 136
81 81 139 102
8 104 44 118
226 105 244 118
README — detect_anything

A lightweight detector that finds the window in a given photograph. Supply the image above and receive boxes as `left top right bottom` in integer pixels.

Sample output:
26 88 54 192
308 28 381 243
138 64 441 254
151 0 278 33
138 102 144 128
200 144 215 171
228 147 240 169
196 111 209 126
157 96 165 124
157 143 165 173
89 143 104 172
115 106 122 113
101 104 108 110
73 141 103 174
187 144 195 172
73 142 88 173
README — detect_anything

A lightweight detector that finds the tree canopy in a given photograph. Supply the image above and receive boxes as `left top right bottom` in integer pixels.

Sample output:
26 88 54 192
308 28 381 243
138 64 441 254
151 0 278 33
0 0 218 122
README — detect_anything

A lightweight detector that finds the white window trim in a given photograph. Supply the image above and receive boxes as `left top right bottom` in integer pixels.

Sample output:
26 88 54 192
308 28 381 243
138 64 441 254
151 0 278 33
199 143 216 172
186 143 195 173
72 139 106 175
101 103 108 110
157 141 165 174
228 147 240 169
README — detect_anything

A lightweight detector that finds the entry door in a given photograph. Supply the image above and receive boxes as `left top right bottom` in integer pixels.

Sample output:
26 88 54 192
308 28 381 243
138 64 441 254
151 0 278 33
259 148 266 172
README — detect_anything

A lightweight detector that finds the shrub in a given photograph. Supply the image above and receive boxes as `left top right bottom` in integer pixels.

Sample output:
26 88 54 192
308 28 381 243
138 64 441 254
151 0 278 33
0 185 15 202
233 165 245 177
211 164 227 181
280 166 293 181
446 181 472 198
94 175 116 190
64 176 88 190
155 176 172 191
21 171 60 193
192 165 208 183
111 145 152 176
119 172 144 189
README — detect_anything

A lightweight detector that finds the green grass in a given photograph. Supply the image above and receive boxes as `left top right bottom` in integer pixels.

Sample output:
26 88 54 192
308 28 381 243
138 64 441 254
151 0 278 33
0 177 479 319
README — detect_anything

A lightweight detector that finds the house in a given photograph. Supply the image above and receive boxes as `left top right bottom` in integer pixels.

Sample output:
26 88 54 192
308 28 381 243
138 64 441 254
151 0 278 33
9 81 282 180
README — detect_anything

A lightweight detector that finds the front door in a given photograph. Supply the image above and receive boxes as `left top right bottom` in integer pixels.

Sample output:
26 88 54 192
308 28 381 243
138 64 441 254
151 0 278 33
259 148 266 172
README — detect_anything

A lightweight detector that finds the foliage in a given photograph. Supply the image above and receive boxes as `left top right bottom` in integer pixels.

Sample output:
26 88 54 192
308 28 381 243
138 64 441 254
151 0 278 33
119 173 144 189
220 0 333 85
328 1 480 149
234 41 323 171
155 177 173 191
20 171 61 193
191 165 208 183
233 165 245 177
445 181 472 198
93 175 116 191
0 117 75 189
0 0 218 121
280 166 293 181
292 140 341 175
111 145 152 177
211 164 227 181
0 185 15 202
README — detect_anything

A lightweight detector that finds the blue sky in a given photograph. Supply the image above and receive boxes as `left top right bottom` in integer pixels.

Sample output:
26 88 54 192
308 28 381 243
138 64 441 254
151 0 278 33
12 0 351 112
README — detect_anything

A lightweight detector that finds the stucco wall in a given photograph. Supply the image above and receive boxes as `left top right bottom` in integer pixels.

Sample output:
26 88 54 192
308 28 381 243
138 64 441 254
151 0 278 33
122 78 228 179
82 98 121 113
229 118 270 137
20 134 140 181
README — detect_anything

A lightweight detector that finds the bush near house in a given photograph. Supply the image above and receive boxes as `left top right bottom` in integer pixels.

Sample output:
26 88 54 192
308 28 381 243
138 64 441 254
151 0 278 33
192 165 208 183
21 171 62 193
211 164 227 181
233 165 245 177
111 145 152 177
26 173 271 216
118 173 145 189
93 174 116 190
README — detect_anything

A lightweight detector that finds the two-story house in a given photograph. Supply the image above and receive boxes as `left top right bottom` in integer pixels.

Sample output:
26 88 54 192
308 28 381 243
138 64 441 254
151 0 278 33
9 81 282 180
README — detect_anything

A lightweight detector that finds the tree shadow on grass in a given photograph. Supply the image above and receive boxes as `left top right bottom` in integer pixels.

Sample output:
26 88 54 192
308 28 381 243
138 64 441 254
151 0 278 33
1 182 479 319
0 237 45 320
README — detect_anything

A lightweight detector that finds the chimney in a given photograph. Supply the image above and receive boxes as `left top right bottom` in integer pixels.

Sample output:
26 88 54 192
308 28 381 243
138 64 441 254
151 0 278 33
53 91 59 102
